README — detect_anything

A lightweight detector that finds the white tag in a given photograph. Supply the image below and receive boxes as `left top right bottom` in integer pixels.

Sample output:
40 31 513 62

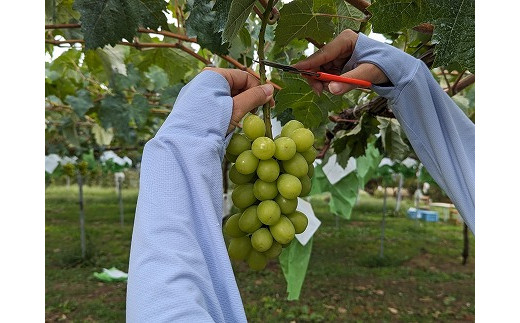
271 118 282 137
322 155 357 185
45 154 61 174
222 192 233 219
295 198 321 246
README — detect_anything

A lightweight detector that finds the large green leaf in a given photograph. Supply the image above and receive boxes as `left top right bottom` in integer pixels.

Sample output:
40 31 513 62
74 0 141 49
377 116 410 162
222 0 255 43
130 94 151 126
64 89 94 117
368 0 475 72
309 163 331 196
279 238 314 300
136 48 199 83
335 0 364 33
356 142 383 187
275 74 341 128
329 172 359 219
274 0 335 47
185 0 229 54
144 65 169 90
99 94 131 138
137 0 169 31
332 113 380 167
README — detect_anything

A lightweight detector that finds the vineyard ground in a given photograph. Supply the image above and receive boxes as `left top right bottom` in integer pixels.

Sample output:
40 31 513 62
45 186 474 322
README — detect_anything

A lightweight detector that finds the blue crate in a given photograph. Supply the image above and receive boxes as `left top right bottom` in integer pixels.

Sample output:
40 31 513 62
407 208 419 219
417 210 439 222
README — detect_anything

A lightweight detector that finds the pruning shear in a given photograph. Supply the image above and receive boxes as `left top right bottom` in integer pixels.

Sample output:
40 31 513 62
255 60 372 88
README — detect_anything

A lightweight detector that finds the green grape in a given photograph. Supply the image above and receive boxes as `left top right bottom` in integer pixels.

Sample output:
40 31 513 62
263 241 282 259
231 183 257 209
229 164 255 185
78 161 89 176
300 146 317 164
247 249 267 271
63 163 76 177
242 114 266 140
257 200 281 225
227 133 251 156
277 174 302 200
287 211 308 234
253 179 278 201
251 228 273 252
225 152 238 163
299 175 312 197
256 159 280 182
223 213 247 238
269 216 295 245
289 128 315 152
274 194 298 215
235 150 259 175
282 153 308 178
281 120 304 137
238 205 263 233
307 163 314 178
251 137 276 160
274 137 296 161
228 236 252 260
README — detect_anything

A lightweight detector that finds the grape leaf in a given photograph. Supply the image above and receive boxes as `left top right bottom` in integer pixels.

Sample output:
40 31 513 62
222 0 255 43
329 172 359 219
335 0 364 34
377 116 410 162
185 0 229 54
275 73 341 128
136 48 199 83
274 0 335 47
279 238 313 300
99 94 131 138
356 142 383 187
144 65 169 90
368 0 474 72
65 89 94 117
130 94 151 126
138 0 169 31
159 84 184 105
309 163 331 196
74 0 141 49
91 124 114 146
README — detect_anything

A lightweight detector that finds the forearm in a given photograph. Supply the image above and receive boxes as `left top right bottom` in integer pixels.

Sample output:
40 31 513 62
126 71 246 322
346 33 475 233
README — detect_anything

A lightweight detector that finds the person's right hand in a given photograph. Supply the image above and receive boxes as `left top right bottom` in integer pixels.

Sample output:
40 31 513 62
292 29 389 96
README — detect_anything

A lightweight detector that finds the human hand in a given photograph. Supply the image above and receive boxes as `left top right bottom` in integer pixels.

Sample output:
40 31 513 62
203 67 275 134
292 29 389 95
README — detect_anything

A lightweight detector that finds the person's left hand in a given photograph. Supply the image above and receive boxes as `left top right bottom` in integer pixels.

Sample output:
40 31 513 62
203 67 275 134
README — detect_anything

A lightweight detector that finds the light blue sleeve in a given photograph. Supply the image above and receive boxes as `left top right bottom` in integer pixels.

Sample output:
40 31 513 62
126 70 247 322
345 33 475 233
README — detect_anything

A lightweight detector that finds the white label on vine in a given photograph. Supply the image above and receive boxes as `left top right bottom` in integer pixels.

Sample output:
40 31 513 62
45 154 61 174
323 155 357 185
295 198 321 246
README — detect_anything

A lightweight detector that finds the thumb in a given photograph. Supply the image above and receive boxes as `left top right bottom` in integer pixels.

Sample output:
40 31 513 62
328 63 388 95
231 84 274 123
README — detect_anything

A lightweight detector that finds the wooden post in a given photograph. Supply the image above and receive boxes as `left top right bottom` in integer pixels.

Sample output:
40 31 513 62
462 223 469 265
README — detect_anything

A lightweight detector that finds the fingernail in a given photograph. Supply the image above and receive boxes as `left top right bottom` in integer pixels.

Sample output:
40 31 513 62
261 84 274 96
329 82 343 94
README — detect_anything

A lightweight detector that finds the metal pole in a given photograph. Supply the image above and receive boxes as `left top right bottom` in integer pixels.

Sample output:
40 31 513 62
118 176 124 226
78 173 86 259
379 186 387 259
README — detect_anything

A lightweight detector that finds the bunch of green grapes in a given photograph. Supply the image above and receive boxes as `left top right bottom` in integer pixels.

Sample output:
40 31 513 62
223 115 316 271
62 163 76 178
